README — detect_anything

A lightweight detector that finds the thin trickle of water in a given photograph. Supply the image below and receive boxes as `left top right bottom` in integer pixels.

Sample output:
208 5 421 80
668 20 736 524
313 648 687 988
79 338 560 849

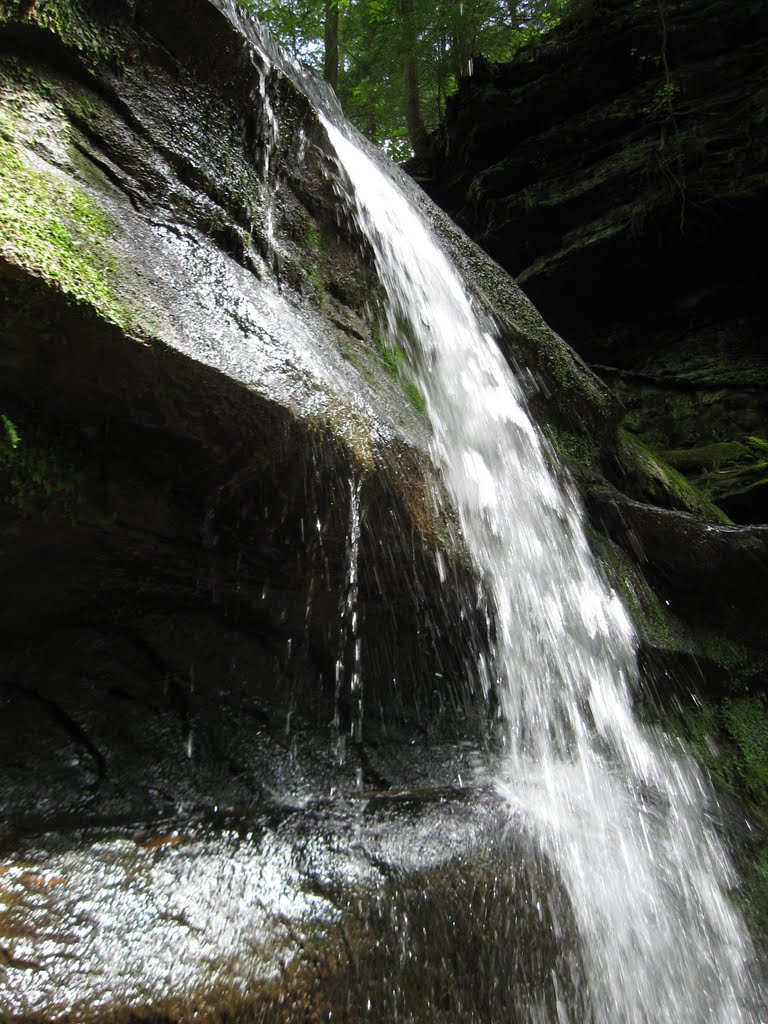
257 54 278 243
322 117 761 1023
334 478 364 773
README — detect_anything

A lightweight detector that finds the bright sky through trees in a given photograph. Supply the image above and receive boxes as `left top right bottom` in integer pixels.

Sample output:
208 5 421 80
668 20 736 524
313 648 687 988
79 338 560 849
241 0 569 159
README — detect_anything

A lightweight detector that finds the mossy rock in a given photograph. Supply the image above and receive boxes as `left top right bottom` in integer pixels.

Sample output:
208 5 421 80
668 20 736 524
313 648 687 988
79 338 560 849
0 73 134 329
663 437 768 523
647 633 768 946
587 525 681 652
663 441 753 471
0 412 83 515
617 428 732 523
664 686 768 828
0 0 117 68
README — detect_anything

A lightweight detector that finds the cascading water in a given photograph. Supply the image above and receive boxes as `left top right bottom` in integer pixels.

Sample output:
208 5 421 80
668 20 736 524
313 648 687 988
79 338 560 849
321 118 761 1023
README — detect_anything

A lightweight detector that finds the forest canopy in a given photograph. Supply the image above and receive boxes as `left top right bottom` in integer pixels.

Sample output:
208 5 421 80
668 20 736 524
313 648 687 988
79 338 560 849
238 0 569 160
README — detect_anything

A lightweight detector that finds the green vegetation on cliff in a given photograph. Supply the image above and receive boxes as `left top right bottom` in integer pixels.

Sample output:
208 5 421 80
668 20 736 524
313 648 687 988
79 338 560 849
0 79 131 328
619 430 732 523
680 695 768 803
0 413 81 514
663 438 768 521
373 330 426 414
0 0 114 67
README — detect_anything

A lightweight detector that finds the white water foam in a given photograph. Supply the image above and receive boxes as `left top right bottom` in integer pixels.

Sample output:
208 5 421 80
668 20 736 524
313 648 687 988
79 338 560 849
322 116 759 1024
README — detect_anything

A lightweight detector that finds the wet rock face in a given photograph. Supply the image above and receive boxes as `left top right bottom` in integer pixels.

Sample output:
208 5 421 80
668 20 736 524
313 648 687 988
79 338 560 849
421 0 768 522
0 0 488 831
0 4 510 1011
587 487 768 647
0 795 588 1023
0 0 624 832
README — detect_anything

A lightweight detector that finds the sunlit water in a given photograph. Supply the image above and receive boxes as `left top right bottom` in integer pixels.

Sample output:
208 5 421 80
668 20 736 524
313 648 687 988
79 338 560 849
322 118 761 1023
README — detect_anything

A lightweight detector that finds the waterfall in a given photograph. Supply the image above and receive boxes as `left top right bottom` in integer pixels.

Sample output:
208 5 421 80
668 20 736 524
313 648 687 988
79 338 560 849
321 118 760 1024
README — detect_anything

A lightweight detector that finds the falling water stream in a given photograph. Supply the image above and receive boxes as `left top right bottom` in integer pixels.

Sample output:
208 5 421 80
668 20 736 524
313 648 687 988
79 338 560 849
322 119 760 1023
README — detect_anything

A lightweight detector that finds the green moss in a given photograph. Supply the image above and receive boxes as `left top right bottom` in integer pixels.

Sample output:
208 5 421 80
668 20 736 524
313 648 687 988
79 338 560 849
746 843 768 942
696 629 766 677
378 339 405 376
660 439 768 512
402 377 426 414
304 218 322 255
305 384 377 473
62 91 100 127
0 413 82 514
653 627 768 811
746 435 768 457
307 264 326 308
663 441 750 471
548 343 611 412
625 577 673 647
339 330 426 415
722 698 768 798
299 216 328 307
369 322 426 413
359 365 378 390
545 425 600 478
619 429 732 523
677 695 768 803
0 120 132 329
338 338 377 390
0 0 114 69
1 414 20 451
758 846 768 886
653 639 768 944
588 528 676 648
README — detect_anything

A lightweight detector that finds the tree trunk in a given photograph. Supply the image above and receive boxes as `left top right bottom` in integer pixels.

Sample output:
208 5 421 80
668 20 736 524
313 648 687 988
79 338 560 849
401 0 430 161
324 0 339 90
